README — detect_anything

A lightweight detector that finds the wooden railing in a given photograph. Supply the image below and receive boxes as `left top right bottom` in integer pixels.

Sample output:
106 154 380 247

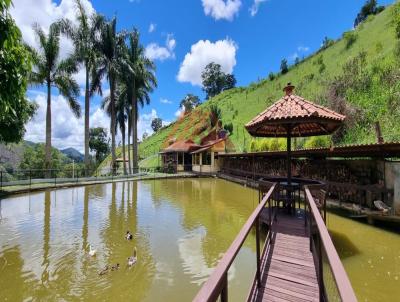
304 186 357 302
193 183 277 302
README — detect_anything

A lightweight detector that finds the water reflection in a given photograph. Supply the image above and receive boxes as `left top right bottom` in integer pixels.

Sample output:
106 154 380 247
3 179 396 301
41 191 50 286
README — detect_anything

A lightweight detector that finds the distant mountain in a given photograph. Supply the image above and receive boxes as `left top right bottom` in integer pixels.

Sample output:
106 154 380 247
61 148 84 162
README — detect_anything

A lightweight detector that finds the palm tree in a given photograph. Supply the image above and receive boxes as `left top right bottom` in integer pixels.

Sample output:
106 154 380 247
124 30 157 172
91 17 129 173
59 0 104 172
102 86 128 175
28 23 81 171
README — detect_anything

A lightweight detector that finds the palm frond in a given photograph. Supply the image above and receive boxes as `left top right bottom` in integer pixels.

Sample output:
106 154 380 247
54 75 81 117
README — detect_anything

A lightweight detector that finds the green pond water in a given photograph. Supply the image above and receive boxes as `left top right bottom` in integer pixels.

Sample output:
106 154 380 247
0 178 399 301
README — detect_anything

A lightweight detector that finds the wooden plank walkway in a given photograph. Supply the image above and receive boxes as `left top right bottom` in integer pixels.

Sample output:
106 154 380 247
249 210 319 302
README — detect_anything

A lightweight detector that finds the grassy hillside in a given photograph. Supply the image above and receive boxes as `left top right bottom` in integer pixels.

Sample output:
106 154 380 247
101 4 400 169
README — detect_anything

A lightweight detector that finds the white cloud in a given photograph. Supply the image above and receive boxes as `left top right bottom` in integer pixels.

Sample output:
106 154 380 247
202 0 241 21
10 0 94 59
289 45 310 62
177 39 238 86
24 91 164 152
145 34 176 61
175 106 184 118
249 0 267 17
25 94 85 152
160 98 172 104
148 23 156 33
297 46 310 52
11 0 96 86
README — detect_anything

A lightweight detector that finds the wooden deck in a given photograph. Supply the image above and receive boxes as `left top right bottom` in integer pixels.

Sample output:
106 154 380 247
249 209 319 302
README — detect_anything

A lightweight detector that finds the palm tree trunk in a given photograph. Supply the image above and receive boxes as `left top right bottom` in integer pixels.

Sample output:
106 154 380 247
45 81 52 177
84 65 90 176
110 77 116 175
133 101 138 170
131 86 137 173
122 124 127 175
127 113 132 174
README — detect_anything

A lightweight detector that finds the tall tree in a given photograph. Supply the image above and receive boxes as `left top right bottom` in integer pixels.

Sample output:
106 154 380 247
180 94 201 114
280 59 288 74
28 22 81 171
151 117 162 132
89 127 110 162
201 62 236 99
91 17 128 173
354 0 385 27
123 30 157 172
0 0 36 143
59 0 104 172
102 87 128 175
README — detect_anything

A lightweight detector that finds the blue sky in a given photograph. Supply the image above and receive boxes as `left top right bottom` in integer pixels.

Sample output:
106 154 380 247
10 0 394 151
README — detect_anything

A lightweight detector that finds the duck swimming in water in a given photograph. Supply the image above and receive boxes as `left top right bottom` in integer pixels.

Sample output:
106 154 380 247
127 247 137 267
88 244 97 257
111 263 120 271
98 265 109 276
125 231 133 240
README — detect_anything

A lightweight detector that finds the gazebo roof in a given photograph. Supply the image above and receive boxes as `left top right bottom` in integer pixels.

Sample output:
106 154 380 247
245 84 345 137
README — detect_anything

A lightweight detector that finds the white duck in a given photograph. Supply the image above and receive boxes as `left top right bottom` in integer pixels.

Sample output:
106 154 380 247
127 247 137 267
88 244 97 257
125 230 133 240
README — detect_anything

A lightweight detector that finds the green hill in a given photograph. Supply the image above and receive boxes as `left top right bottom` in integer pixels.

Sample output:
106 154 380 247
101 4 400 170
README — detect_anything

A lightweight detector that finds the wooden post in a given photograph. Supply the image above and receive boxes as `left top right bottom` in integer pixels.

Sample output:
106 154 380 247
375 122 384 144
318 235 325 300
255 217 261 287
221 272 228 302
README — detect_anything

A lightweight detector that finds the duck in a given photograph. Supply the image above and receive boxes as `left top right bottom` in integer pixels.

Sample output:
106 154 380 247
98 265 109 276
127 247 137 267
111 263 120 271
88 244 97 257
125 231 133 240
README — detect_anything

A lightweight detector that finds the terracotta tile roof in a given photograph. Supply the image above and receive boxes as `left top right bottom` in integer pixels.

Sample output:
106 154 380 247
245 87 345 137
191 138 227 154
161 139 201 153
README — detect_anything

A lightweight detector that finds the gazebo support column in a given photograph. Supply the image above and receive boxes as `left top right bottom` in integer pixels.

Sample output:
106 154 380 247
287 125 292 213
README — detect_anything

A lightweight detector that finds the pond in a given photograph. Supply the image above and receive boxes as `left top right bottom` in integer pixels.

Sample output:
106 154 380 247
0 178 399 301
0 178 260 301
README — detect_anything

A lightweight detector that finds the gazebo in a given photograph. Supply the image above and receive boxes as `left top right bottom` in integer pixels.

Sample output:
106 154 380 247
245 83 345 209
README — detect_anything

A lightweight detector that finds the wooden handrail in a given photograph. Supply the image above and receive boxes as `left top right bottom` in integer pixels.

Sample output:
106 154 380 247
193 184 277 302
304 186 357 302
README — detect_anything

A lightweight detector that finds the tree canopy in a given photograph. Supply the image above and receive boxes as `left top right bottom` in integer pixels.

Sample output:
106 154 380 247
354 0 385 27
151 117 162 132
89 127 110 162
0 0 36 143
201 62 236 99
280 59 288 74
179 94 201 114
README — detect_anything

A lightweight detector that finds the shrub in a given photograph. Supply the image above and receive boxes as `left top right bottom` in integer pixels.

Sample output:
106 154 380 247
304 136 330 149
321 37 335 50
268 138 286 151
268 72 276 81
375 42 383 54
223 122 233 134
343 31 358 49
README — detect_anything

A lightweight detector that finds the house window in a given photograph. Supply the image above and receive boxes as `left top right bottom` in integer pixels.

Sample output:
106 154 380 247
178 152 183 165
202 151 212 165
193 153 200 165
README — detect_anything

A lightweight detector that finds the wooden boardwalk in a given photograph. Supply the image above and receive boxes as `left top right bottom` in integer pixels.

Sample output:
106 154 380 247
249 210 319 302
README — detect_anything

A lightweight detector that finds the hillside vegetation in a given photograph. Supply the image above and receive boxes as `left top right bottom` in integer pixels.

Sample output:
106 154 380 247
101 4 400 169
